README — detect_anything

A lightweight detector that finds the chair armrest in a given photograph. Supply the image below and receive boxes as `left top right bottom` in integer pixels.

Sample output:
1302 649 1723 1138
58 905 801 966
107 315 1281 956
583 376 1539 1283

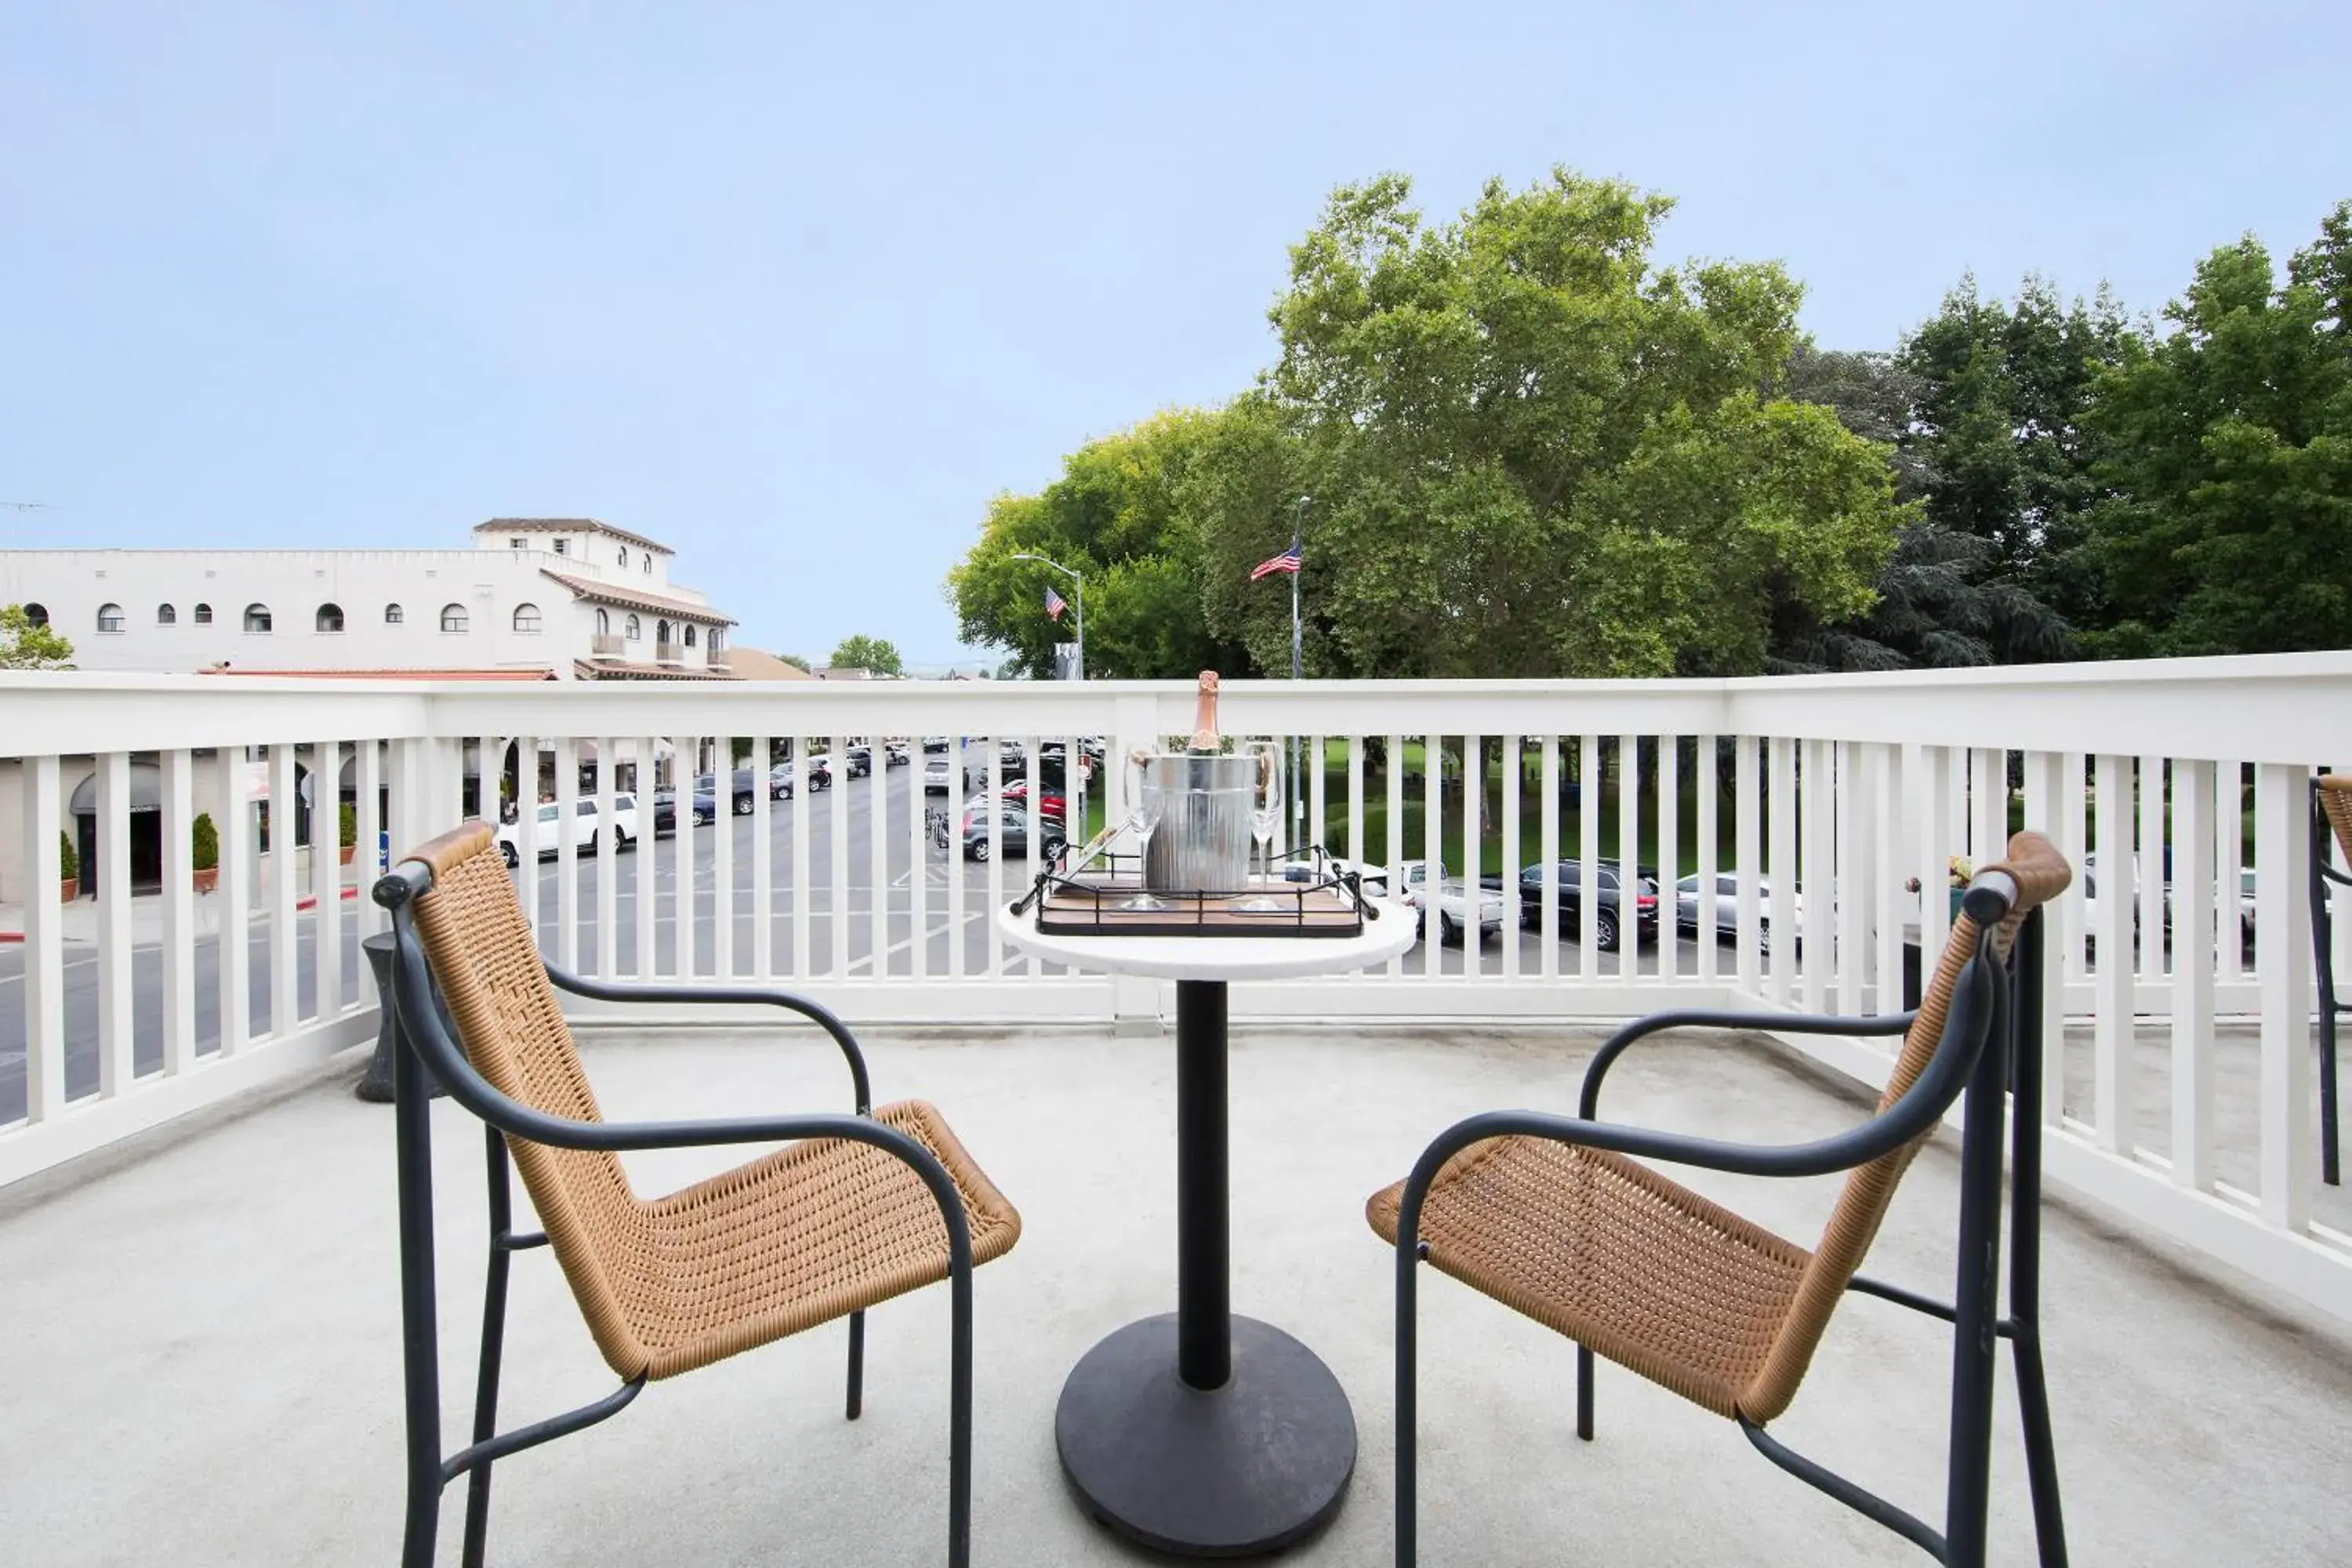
543 960 872 1112
1399 948 1998 1251
1579 1007 1917 1117
379 899 969 1269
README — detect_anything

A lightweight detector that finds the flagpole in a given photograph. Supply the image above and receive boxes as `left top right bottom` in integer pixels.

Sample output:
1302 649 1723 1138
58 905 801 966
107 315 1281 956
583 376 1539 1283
1290 495 1307 851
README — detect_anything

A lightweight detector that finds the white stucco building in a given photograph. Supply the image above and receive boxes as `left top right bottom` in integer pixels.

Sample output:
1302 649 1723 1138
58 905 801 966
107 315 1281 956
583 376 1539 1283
0 518 737 681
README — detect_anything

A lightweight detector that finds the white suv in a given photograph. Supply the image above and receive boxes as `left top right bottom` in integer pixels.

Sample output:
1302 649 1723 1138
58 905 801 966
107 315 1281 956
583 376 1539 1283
495 797 633 866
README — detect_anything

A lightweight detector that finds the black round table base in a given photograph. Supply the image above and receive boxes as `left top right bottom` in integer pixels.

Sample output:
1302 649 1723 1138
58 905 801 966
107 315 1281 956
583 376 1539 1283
1054 1313 1356 1559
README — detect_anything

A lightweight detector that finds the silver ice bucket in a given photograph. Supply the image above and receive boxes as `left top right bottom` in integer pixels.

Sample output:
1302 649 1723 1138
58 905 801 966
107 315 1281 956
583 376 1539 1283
1138 752 1254 892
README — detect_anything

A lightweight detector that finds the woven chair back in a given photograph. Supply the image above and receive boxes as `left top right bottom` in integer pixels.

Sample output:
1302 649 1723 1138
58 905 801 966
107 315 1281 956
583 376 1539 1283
2320 777 2352 868
402 820 659 1377
1738 830 2071 1422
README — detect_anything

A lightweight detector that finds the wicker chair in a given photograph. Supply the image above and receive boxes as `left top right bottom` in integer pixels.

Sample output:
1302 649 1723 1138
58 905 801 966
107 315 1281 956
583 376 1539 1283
1372 832 2073 1567
2314 776 2350 1185
374 822 1022 1568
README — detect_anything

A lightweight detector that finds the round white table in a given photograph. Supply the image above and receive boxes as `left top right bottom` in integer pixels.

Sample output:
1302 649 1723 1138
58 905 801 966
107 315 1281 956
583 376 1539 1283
998 896 1417 1557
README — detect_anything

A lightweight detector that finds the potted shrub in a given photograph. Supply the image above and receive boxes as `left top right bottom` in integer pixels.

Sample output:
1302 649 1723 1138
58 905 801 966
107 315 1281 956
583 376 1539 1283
192 811 220 894
339 802 358 866
59 830 79 902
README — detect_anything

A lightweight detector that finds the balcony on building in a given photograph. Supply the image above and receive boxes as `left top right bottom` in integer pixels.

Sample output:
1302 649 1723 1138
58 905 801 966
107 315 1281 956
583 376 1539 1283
0 659 2347 1566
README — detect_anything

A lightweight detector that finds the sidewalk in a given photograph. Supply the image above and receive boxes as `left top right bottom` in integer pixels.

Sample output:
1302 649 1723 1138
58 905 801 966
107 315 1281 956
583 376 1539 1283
0 881 360 945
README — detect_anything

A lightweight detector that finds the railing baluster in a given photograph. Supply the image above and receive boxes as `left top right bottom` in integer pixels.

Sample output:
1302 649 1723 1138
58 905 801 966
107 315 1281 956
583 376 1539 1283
1734 737 1760 996
313 741 344 1020
160 747 198 1075
1836 742 1867 1018
96 750 135 1092
2216 760 2244 985
1539 735 1559 979
1423 733 1442 962
1696 733 1719 986
712 735 735 982
1918 745 1953 978
673 732 698 979
216 746 252 1057
1501 735 1520 983
790 738 811 980
2171 757 2217 1191
1800 738 1831 1014
750 734 772 982
2020 750 2068 1118
1871 743 1904 1018
1617 733 1639 984
2139 754 2168 985
2253 762 2315 1229
984 738 1002 978
1461 731 1481 982
1309 731 1327 863
903 732 923 983
1346 735 1365 869
596 737 619 978
1768 737 1796 1004
555 737 579 974
636 736 659 981
2093 753 2136 1155
869 734 890 981
267 743 299 1037
1657 735 1679 984
355 739 383 940
20 754 66 1118
1386 732 1405 980
1579 734 1600 979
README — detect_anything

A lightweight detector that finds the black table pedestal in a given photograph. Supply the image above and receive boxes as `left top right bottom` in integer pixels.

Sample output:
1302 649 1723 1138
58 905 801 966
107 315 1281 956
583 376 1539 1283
1054 979 1356 1557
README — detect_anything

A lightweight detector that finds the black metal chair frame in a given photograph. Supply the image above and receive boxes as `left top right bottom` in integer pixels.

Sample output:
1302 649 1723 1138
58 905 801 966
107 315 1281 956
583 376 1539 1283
372 864 979 1568
1393 873 2067 1567
2312 782 2348 1187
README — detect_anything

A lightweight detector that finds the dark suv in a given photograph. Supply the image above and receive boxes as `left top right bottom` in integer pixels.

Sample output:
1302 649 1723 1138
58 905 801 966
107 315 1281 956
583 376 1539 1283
1513 859 1661 950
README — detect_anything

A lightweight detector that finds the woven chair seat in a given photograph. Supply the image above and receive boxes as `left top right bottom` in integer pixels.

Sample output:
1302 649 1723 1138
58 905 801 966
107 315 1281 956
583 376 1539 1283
1369 1136 1811 1420
610 1099 1022 1381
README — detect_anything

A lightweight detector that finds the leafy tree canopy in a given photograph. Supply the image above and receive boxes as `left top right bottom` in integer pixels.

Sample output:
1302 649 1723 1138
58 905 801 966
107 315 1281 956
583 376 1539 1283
827 633 903 676
0 604 74 670
2082 202 2352 658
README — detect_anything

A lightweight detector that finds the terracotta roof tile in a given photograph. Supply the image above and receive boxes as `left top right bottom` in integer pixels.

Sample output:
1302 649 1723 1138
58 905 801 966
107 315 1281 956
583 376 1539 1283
540 568 738 626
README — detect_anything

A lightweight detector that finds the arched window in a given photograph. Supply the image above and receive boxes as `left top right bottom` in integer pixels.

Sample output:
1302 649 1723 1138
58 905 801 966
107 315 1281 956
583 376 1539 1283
594 608 610 635
616 545 628 566
655 619 673 645
315 603 344 633
683 624 696 648
440 604 469 633
96 603 125 633
512 603 542 633
384 603 404 624
192 603 212 625
624 613 641 641
709 628 723 653
157 604 177 626
22 603 48 627
641 552 652 573
244 604 273 633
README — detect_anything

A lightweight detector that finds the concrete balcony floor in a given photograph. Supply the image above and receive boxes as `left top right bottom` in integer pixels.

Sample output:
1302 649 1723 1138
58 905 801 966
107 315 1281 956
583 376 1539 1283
4 1022 2349 1566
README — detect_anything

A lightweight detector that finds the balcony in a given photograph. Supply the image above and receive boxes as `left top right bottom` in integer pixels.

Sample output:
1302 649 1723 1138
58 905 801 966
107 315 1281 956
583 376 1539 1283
2 659 2349 1563
655 641 685 666
590 632 625 658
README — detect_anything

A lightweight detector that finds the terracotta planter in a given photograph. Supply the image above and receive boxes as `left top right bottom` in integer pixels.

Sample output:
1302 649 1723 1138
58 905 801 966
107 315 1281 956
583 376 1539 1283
60 877 78 902
339 844 357 866
193 867 220 895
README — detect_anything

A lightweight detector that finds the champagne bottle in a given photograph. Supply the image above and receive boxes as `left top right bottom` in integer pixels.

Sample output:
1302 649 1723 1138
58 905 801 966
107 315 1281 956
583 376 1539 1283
1189 670 1221 753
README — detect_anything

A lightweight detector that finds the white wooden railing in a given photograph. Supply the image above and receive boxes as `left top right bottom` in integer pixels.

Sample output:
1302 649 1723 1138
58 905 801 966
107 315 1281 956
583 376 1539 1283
2 658 2348 1321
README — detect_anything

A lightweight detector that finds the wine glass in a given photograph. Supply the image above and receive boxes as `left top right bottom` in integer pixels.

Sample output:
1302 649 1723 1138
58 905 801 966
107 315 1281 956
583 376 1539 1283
1234 739 1285 913
1120 754 1169 912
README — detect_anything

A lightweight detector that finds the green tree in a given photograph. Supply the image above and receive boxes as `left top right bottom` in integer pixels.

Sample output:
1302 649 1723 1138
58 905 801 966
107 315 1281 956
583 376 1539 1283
1774 343 2070 670
1899 274 2136 630
1 604 75 669
826 634 903 676
774 652 811 672
1189 169 1902 677
947 408 1256 679
2080 201 2352 657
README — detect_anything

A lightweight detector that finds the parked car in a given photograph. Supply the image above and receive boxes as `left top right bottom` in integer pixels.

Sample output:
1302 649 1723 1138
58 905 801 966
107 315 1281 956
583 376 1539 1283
1394 859 1509 945
1515 859 1660 951
923 735 952 754
924 759 956 794
2082 851 2171 944
651 789 677 835
844 746 874 779
961 802 1065 862
495 798 601 866
692 769 759 822
1674 873 1799 952
884 740 910 767
968 780 1067 823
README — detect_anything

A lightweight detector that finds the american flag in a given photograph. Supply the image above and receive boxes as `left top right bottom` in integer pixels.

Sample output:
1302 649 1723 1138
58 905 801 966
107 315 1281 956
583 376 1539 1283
1044 586 1067 620
1250 542 1302 581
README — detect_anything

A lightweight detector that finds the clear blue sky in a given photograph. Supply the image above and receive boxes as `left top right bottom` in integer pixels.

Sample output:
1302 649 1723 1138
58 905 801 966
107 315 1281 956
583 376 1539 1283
4 3 2346 665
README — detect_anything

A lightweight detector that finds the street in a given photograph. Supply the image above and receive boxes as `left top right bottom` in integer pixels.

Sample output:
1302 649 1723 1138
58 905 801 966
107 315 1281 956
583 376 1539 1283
2 761 1710 1122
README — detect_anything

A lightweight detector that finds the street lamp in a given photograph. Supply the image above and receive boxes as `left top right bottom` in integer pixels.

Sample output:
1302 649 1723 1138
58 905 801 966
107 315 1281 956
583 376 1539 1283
1010 553 1083 681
